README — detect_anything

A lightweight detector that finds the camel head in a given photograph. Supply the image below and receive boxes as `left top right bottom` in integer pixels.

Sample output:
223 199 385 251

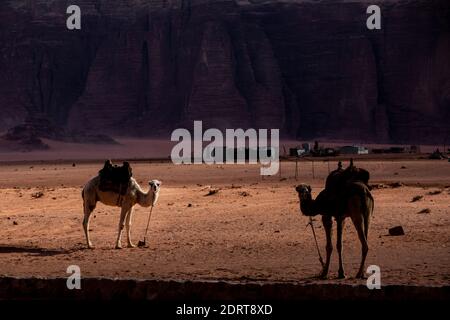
149 180 161 206
295 183 312 201
295 184 318 217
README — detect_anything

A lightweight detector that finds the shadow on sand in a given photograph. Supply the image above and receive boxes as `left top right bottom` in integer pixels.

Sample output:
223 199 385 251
0 244 84 256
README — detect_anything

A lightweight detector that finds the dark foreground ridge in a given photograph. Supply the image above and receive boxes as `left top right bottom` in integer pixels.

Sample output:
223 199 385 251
0 277 448 301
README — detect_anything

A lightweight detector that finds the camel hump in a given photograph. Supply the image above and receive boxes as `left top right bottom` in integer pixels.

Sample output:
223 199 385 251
98 160 133 195
322 161 371 216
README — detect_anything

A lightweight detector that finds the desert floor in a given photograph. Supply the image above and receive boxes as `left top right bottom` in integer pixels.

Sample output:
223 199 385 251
0 159 449 286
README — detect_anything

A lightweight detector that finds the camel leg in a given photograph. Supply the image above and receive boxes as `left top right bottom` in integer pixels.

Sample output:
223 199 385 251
82 198 96 249
115 206 129 249
126 207 136 248
336 217 346 279
363 210 371 240
319 215 333 279
351 214 368 279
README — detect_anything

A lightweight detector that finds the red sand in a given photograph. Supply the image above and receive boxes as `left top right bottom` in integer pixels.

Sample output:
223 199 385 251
0 157 449 286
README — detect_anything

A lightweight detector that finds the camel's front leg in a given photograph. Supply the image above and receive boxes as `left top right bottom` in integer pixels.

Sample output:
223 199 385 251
320 215 333 279
125 207 136 248
336 217 346 279
115 206 129 249
352 214 369 279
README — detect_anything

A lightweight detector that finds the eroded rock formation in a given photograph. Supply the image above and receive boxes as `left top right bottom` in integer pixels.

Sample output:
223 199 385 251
0 0 449 143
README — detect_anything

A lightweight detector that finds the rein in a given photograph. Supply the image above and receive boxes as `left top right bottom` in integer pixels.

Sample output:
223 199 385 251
307 216 325 268
142 205 154 243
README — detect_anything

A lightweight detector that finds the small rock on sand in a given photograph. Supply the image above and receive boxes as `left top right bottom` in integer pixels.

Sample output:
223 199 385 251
389 226 405 236
388 182 403 188
370 183 387 189
205 189 219 196
31 191 44 199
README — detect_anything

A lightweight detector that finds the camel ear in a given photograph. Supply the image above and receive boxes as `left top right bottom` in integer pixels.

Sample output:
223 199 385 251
308 185 312 192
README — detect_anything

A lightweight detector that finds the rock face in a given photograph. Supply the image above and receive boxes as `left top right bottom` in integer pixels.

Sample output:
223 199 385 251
0 116 117 151
0 0 449 143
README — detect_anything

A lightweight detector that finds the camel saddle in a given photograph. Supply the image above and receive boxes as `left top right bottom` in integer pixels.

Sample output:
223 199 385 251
326 160 369 189
98 160 132 195
317 160 371 216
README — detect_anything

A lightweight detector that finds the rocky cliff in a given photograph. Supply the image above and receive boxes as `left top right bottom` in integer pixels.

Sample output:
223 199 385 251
0 0 449 143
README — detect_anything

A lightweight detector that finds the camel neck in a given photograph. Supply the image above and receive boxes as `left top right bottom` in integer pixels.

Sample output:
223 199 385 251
136 187 154 207
300 195 318 217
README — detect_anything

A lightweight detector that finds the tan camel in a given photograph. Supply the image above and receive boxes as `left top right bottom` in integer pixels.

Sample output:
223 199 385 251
295 182 374 279
82 176 161 249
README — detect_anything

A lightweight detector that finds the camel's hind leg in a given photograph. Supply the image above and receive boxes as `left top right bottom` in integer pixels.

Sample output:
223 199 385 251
320 215 333 279
364 211 371 239
125 207 136 248
82 196 96 249
336 217 346 279
115 206 129 249
351 213 368 279
363 196 374 239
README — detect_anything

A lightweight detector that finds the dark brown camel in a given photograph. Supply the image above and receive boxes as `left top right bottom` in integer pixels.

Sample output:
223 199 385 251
295 162 374 279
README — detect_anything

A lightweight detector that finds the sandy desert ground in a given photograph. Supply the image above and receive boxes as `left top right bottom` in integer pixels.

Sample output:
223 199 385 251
0 158 449 287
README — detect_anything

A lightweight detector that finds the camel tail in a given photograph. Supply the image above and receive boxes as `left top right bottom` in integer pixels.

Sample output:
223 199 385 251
369 191 374 216
363 186 374 239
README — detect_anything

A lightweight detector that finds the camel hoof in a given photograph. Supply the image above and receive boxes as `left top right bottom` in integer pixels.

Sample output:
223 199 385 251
127 243 137 248
337 273 346 279
318 271 329 280
356 272 366 279
115 245 123 249
88 245 95 250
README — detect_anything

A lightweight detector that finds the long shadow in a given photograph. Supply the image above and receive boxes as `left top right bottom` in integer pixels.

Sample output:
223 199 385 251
0 245 84 256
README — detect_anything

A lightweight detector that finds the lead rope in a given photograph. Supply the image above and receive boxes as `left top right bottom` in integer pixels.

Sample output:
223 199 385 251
307 216 325 268
142 206 154 243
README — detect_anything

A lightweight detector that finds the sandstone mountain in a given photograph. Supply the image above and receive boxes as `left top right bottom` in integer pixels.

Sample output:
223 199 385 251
0 0 449 143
